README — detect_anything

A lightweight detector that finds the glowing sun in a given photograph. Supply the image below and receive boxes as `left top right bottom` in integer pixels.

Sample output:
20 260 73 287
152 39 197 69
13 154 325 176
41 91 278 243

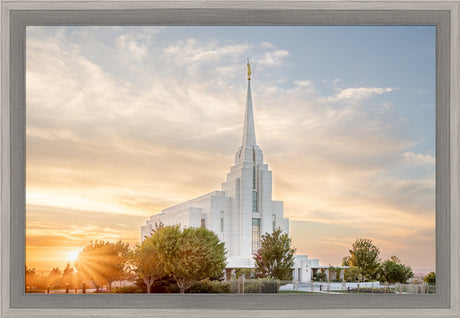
67 250 80 262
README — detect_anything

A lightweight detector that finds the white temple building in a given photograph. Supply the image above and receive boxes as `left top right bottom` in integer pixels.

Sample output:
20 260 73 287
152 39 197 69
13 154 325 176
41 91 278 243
141 63 320 282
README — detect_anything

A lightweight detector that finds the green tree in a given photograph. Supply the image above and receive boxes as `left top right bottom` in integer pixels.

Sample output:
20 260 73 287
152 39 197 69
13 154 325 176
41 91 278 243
151 225 227 293
344 266 361 282
423 271 436 285
131 239 165 293
75 240 130 293
378 256 414 283
341 256 351 266
144 221 165 240
253 228 296 280
345 238 380 281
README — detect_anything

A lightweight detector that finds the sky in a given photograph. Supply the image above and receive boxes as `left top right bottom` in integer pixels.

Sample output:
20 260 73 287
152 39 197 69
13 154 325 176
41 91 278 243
25 26 435 272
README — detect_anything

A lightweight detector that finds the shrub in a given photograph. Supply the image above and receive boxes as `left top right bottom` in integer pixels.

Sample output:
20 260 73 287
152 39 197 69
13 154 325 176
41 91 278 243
244 279 279 293
187 280 230 293
113 286 144 293
312 272 327 282
165 284 180 293
423 272 436 285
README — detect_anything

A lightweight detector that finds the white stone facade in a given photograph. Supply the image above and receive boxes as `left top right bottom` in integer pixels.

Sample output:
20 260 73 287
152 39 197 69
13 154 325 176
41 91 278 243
141 70 318 282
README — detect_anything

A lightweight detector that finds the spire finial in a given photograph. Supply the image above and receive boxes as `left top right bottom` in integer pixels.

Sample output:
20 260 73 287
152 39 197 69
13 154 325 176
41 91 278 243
241 61 256 147
247 59 251 80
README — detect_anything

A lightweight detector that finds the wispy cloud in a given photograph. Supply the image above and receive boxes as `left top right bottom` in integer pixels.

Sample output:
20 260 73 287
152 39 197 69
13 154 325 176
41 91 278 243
163 38 252 63
321 87 396 103
402 151 435 164
255 49 289 65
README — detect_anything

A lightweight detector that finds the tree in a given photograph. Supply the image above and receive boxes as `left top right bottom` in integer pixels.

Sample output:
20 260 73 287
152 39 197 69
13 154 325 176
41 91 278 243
345 238 380 281
75 240 130 293
424 271 436 285
131 240 165 293
25 266 47 291
144 221 165 240
341 256 351 267
61 263 76 289
151 225 227 293
378 256 414 283
47 267 61 288
25 266 37 291
344 266 361 282
253 228 296 280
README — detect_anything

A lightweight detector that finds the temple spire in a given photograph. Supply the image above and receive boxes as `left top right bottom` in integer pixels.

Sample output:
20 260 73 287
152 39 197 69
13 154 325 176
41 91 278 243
242 61 256 147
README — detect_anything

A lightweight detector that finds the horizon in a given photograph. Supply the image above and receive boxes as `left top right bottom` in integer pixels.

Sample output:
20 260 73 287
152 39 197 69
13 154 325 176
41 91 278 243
26 25 435 272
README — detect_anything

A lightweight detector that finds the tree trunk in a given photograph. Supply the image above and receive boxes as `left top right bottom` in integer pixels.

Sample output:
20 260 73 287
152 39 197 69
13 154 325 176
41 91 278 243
144 277 154 294
108 281 112 293
177 278 186 293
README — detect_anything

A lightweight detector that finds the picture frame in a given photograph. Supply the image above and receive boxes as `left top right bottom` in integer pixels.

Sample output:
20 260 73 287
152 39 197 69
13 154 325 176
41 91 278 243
1 1 459 317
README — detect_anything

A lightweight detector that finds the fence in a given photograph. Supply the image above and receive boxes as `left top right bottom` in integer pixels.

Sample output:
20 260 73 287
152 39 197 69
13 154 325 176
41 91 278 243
314 281 380 290
227 278 436 294
393 282 436 294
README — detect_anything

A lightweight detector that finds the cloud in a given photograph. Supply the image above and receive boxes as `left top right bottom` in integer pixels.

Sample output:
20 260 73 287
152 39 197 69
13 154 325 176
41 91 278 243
321 87 395 103
259 41 275 49
115 34 148 59
402 151 435 164
163 38 252 64
255 49 289 65
293 80 313 87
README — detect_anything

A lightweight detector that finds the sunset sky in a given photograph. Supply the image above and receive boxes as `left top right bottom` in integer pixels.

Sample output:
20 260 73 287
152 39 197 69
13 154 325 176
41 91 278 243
26 26 435 272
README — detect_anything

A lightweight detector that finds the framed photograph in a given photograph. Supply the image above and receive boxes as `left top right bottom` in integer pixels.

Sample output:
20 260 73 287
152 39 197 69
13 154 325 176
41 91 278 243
1 1 459 317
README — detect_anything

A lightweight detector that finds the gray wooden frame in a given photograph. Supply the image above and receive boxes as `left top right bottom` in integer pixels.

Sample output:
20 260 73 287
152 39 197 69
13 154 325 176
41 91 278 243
1 1 459 317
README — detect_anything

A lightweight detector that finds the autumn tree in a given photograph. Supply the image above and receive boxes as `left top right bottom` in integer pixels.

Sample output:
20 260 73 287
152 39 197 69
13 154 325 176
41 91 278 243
253 228 296 280
75 240 130 293
131 240 165 293
344 238 381 281
151 225 227 293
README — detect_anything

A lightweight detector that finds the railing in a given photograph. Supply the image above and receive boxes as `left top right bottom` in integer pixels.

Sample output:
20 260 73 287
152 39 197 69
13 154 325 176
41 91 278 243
227 278 436 294
393 282 436 294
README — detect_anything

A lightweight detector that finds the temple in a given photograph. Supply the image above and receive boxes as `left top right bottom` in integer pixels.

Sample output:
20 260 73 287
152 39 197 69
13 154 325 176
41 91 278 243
141 62 320 282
